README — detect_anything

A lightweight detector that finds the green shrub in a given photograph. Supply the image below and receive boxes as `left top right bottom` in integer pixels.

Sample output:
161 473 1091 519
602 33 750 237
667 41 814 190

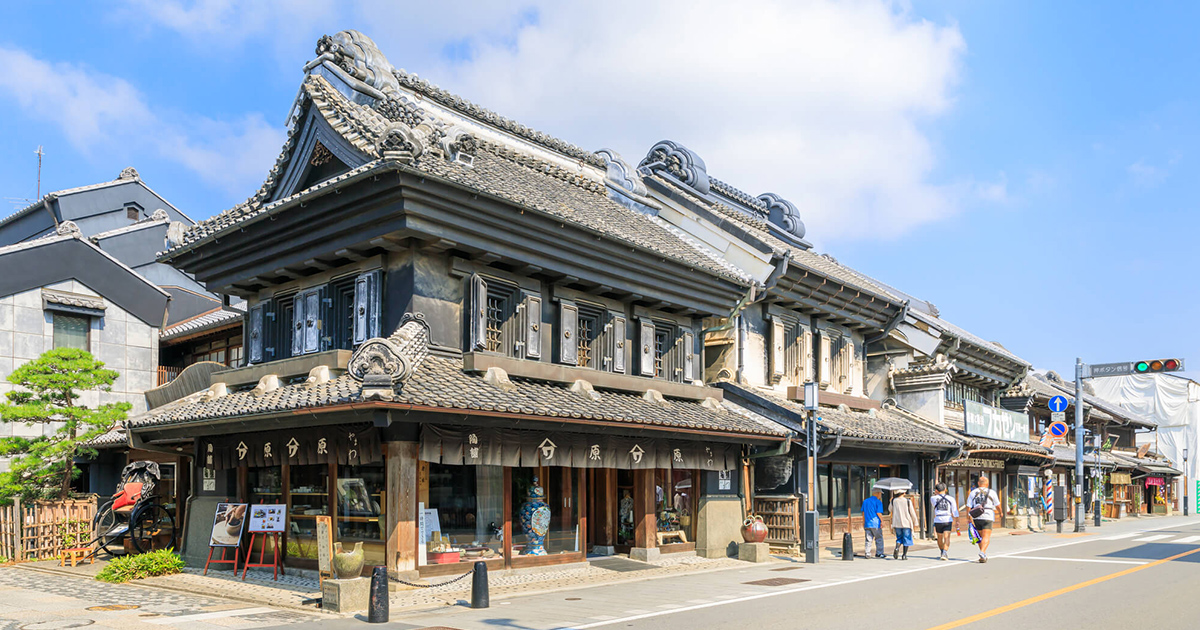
96 549 185 583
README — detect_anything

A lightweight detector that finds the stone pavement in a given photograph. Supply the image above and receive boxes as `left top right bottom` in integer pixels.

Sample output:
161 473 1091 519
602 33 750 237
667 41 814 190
0 564 318 630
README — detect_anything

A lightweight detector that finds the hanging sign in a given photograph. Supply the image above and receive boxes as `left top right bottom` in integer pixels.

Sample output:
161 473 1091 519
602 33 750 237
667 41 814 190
1145 476 1165 487
315 516 334 576
210 503 247 547
1110 472 1132 485
248 505 287 533
964 401 1029 443
200 424 380 470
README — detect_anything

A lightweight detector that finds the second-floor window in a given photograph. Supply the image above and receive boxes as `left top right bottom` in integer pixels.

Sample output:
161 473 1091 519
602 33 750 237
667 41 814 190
246 269 382 364
637 317 696 384
946 380 990 407
556 297 625 373
467 273 541 360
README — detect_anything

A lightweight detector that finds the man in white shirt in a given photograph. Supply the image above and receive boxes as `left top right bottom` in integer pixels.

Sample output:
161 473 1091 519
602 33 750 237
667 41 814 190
930 482 959 561
967 477 1001 563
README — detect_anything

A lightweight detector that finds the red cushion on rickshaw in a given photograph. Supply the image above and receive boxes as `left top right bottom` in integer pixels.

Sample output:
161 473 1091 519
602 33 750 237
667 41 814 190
112 482 143 511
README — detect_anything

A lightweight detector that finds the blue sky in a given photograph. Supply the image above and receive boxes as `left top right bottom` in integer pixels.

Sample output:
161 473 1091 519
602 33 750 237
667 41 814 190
0 1 1196 379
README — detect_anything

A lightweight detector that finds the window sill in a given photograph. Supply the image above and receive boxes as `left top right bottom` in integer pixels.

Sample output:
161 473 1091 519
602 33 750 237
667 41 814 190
215 349 351 387
463 352 720 402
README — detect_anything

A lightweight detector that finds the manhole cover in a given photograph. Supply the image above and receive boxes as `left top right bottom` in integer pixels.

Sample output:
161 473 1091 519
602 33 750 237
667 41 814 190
742 577 810 587
86 605 140 612
770 566 803 572
20 621 95 630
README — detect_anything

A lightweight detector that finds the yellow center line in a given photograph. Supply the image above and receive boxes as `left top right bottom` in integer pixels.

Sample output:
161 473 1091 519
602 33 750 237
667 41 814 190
925 546 1200 630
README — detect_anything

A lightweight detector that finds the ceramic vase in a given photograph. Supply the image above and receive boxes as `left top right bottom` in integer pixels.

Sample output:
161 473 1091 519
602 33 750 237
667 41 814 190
518 477 551 556
333 541 365 578
741 515 768 543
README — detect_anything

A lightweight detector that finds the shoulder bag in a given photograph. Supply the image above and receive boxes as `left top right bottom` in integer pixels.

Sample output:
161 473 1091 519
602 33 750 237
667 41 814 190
968 490 987 519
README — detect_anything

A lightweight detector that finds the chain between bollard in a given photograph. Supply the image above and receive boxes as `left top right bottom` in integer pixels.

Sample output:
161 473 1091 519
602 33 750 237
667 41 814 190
388 566 475 588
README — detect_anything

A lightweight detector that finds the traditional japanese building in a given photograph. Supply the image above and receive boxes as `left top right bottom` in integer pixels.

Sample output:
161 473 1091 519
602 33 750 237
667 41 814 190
130 30 796 576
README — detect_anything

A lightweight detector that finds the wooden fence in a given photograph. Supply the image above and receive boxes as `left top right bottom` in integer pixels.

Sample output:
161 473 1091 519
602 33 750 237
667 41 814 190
0 497 97 562
157 365 183 386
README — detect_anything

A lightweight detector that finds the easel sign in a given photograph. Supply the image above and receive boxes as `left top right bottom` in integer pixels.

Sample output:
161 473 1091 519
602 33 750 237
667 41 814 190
242 504 286 581
315 515 334 584
203 502 247 576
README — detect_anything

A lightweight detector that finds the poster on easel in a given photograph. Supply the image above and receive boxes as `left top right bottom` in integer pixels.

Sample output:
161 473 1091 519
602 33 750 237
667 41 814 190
248 504 287 532
210 503 247 546
315 515 334 580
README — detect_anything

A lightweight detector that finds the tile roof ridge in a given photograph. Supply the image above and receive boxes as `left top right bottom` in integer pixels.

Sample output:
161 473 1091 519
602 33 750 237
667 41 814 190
476 139 607 196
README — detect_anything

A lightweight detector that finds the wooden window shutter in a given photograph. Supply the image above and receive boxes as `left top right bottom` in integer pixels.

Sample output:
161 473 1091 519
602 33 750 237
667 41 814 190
818 331 831 387
608 311 627 373
291 294 306 357
522 292 543 359
844 339 857 394
559 300 578 364
770 319 786 378
681 328 696 382
318 286 333 351
468 273 487 351
303 289 321 354
353 270 382 344
638 317 656 376
801 327 813 383
248 305 264 364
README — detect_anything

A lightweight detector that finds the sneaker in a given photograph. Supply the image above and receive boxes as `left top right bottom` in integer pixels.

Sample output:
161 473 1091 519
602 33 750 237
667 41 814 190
939 551 948 561
894 547 900 560
876 553 887 559
979 554 987 564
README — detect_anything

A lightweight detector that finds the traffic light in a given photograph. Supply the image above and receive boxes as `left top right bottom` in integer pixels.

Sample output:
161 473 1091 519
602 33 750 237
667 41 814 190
1134 358 1185 373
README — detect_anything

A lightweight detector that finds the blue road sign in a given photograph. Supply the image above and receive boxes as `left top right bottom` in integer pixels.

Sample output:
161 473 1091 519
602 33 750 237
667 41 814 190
1048 395 1069 413
1049 421 1069 437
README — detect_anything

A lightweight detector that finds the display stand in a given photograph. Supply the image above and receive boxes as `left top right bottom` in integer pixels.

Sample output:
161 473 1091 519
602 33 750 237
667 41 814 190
242 531 282 580
315 515 334 585
203 545 240 576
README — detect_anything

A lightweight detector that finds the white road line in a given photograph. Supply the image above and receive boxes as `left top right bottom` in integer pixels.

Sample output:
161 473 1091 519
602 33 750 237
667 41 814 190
1174 535 1200 543
1134 534 1174 542
567 520 1188 630
146 607 276 625
1003 555 1147 565
1102 533 1141 540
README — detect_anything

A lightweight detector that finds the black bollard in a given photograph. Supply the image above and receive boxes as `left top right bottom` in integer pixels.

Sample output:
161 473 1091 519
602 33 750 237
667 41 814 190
841 532 853 561
368 566 389 623
1094 500 1102 527
471 560 489 609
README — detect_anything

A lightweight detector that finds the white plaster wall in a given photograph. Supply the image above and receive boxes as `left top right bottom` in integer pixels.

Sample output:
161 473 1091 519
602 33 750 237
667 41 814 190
0 281 158 453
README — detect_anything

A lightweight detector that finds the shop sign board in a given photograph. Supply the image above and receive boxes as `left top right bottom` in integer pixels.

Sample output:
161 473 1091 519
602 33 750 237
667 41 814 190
1110 472 1132 485
315 516 333 575
1145 476 1165 487
964 401 1029 444
248 504 287 533
209 503 247 547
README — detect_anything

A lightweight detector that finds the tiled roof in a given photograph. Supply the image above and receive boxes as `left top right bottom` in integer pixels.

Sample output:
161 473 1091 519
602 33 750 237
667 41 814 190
43 289 106 311
128 355 789 438
0 169 193 230
909 309 1028 368
728 385 960 448
81 424 127 448
160 308 243 342
0 230 169 298
163 75 750 285
89 215 169 241
1034 371 1157 429
893 404 1050 457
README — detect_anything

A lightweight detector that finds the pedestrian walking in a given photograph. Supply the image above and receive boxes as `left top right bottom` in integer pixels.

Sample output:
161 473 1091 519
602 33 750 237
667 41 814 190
930 482 959 561
890 488 918 560
967 476 1001 563
861 490 886 558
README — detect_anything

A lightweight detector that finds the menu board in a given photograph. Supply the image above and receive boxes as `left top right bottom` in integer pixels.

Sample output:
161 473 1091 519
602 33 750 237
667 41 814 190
210 503 247 547
315 515 333 575
248 504 287 533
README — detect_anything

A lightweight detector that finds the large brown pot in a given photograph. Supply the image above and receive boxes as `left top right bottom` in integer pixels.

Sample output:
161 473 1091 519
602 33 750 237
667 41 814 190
742 515 768 543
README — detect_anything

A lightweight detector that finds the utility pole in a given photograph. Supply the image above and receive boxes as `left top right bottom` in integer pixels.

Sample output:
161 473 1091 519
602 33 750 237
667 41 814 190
1075 357 1086 532
34 146 44 198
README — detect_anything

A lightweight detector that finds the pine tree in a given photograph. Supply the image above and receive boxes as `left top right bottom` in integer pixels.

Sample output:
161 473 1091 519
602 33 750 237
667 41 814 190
0 348 129 502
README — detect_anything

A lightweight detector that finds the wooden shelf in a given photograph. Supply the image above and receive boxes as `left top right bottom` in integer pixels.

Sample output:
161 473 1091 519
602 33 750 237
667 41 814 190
336 516 381 523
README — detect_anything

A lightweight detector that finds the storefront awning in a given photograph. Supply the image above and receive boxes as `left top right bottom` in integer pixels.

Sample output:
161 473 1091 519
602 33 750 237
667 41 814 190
200 424 381 469
420 425 737 471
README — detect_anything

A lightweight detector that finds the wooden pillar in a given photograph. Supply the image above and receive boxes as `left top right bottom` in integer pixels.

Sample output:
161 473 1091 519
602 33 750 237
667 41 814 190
599 469 616 546
385 441 418 573
633 469 656 549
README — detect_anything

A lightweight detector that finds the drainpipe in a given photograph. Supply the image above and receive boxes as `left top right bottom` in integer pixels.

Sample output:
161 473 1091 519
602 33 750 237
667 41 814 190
736 314 747 384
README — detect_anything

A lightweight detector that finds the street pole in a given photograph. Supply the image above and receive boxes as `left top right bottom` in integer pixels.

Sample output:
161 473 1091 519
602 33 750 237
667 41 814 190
1075 358 1086 533
1185 446 1189 517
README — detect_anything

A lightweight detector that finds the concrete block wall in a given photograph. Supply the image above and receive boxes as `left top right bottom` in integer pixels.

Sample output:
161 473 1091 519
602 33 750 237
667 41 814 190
0 280 158 471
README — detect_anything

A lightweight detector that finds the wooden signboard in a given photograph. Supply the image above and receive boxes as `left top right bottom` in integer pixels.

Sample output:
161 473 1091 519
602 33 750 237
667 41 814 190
315 515 334 584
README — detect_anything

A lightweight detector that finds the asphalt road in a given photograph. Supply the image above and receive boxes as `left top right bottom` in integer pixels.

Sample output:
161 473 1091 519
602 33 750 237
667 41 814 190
585 522 1200 630
386 516 1200 630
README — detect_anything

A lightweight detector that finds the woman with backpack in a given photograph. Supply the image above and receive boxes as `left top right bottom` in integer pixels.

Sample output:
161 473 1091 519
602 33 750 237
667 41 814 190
930 482 959 560
967 476 1001 563
889 488 918 560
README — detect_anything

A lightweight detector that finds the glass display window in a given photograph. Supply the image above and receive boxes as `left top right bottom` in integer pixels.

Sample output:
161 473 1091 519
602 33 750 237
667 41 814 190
287 464 328 562
657 469 697 544
336 464 386 568
424 464 504 565
510 467 581 559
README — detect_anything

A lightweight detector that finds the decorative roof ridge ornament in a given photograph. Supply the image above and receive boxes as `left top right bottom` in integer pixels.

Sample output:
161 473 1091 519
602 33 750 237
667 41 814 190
638 140 710 196
376 122 426 164
349 312 431 401
116 167 139 181
441 126 479 166
55 220 81 237
757 192 806 240
312 30 400 98
596 148 647 196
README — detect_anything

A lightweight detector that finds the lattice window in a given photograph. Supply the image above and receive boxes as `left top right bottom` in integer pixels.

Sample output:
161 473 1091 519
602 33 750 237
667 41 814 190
654 327 670 378
577 315 595 367
485 294 506 353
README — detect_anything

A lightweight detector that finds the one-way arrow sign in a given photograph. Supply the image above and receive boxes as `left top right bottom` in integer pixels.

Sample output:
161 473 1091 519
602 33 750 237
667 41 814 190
1048 395 1069 413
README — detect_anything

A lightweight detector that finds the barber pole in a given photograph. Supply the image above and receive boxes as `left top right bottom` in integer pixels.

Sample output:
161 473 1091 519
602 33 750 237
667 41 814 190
1044 476 1054 516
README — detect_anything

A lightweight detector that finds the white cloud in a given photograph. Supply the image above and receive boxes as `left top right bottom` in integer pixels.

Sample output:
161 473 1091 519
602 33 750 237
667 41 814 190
119 0 968 243
1127 159 1168 187
0 46 283 196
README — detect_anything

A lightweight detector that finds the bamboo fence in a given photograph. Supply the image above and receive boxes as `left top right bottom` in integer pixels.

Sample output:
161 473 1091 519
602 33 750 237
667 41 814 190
0 497 97 562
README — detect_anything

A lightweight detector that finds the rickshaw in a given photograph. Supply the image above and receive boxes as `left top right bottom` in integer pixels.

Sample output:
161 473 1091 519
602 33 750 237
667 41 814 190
92 461 177 554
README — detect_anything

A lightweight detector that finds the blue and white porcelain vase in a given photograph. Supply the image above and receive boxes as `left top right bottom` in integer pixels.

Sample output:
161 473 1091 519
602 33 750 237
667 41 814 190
518 476 551 556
